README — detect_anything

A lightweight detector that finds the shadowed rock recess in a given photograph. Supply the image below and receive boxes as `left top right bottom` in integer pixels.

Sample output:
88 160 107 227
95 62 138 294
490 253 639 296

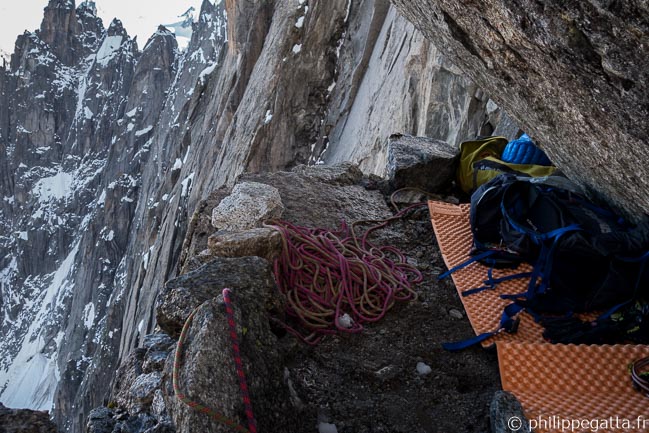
391 0 649 218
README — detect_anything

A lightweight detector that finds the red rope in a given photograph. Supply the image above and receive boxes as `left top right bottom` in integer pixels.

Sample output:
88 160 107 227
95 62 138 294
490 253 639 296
223 288 258 433
268 204 425 344
173 288 258 433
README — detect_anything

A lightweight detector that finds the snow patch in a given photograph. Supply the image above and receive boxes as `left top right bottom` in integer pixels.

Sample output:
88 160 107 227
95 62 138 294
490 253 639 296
101 229 114 242
199 62 218 84
295 16 305 28
83 302 95 329
96 35 123 67
182 146 191 164
0 242 80 410
180 172 195 197
135 126 153 137
32 172 74 202
264 110 273 124
292 44 302 54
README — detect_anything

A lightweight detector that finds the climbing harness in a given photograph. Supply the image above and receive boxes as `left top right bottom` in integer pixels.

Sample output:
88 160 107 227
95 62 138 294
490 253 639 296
267 202 425 344
173 288 258 433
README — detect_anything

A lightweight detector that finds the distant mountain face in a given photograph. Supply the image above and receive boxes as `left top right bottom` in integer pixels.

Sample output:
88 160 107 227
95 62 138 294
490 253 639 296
0 0 509 431
0 0 226 428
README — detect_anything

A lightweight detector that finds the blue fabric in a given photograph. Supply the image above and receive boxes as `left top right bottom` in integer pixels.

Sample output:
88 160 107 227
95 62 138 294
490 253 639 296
437 250 495 280
501 134 552 166
462 270 532 297
442 303 523 351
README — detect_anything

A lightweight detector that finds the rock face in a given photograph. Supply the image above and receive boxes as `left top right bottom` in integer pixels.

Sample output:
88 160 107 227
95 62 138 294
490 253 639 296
0 0 517 431
0 2 227 431
391 0 649 218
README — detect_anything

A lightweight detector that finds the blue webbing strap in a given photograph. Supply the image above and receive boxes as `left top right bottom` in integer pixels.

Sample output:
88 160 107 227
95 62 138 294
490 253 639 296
438 250 495 280
462 270 533 297
442 303 524 351
500 223 583 301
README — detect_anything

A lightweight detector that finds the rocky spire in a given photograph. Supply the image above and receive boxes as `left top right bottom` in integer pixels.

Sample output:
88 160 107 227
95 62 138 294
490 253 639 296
37 0 81 65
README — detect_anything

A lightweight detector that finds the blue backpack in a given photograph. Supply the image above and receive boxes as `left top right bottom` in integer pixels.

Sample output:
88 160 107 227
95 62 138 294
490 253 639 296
441 174 649 349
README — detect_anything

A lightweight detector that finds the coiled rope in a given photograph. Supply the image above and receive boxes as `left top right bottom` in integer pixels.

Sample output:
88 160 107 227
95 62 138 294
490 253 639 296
173 288 258 433
267 202 426 344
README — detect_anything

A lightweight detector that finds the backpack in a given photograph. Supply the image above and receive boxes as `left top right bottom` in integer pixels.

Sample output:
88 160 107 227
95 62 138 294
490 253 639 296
441 173 649 349
457 136 557 194
467 173 584 268
499 179 649 314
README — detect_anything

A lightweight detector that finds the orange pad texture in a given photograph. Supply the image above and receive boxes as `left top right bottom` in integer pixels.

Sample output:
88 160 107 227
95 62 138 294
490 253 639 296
430 200 649 433
498 342 649 433
428 201 543 346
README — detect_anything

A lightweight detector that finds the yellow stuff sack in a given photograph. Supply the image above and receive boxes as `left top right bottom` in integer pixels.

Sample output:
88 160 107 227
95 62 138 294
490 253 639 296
457 136 556 194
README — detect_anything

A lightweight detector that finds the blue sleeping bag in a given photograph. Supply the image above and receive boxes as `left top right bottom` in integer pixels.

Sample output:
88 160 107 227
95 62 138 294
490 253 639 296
501 134 552 166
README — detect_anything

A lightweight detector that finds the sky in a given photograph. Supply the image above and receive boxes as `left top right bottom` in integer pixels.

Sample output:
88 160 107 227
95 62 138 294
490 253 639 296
0 0 209 56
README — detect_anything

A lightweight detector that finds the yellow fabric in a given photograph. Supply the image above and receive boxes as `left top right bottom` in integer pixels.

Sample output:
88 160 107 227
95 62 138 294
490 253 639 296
457 137 556 194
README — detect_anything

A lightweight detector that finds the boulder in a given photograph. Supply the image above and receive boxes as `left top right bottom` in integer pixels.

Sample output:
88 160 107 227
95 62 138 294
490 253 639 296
142 351 170 374
129 372 163 408
207 228 283 262
85 409 159 433
386 134 459 192
156 256 280 338
86 332 176 432
291 162 364 186
242 167 392 230
490 391 530 433
211 182 285 231
391 0 649 218
111 348 146 413
86 407 116 433
0 403 58 433
162 294 304 432
142 334 175 352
